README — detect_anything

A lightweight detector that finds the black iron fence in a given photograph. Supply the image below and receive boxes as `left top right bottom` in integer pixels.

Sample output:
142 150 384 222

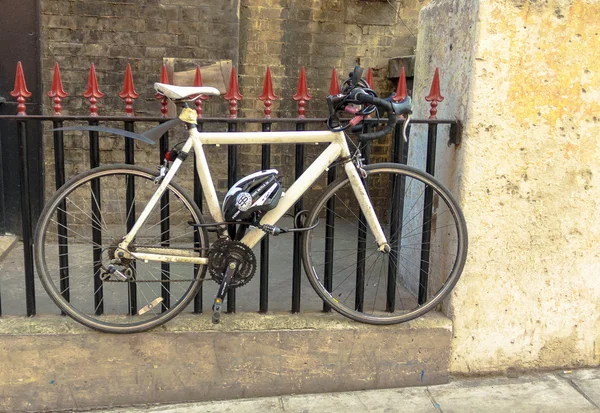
0 61 462 317
0 114 459 317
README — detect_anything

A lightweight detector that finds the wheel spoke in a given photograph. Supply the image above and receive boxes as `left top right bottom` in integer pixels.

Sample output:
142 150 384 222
36 166 207 332
304 165 467 323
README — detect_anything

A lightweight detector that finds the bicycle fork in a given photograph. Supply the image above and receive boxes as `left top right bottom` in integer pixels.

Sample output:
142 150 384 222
343 161 390 252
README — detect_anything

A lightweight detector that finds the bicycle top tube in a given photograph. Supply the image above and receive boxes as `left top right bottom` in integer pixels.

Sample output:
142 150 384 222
191 128 341 145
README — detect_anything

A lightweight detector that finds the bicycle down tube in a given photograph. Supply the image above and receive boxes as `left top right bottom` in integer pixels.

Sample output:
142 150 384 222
117 124 390 264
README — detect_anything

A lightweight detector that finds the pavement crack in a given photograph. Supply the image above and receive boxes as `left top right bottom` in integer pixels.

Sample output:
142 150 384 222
355 393 371 411
279 396 286 412
426 388 444 413
564 377 600 410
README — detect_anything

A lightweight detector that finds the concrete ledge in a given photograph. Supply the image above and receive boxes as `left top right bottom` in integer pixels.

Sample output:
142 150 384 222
0 312 452 412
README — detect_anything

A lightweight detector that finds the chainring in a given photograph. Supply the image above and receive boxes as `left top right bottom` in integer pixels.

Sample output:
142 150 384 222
208 238 256 288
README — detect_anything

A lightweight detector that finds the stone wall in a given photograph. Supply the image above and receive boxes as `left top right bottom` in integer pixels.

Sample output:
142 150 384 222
414 0 600 373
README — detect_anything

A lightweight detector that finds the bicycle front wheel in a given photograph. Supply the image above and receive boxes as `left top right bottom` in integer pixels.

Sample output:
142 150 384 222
34 164 208 333
303 163 468 324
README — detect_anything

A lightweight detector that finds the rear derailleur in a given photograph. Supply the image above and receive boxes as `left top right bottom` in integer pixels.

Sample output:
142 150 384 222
100 262 133 282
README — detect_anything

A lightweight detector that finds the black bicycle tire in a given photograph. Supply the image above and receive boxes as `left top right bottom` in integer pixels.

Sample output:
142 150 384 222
302 162 468 324
34 164 208 333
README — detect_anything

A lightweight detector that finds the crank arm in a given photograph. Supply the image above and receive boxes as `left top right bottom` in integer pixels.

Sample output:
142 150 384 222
212 261 237 324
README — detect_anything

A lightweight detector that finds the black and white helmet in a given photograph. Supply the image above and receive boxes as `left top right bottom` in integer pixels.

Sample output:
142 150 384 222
222 169 283 222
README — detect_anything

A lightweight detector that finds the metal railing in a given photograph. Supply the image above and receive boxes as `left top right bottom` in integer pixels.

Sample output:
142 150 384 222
0 114 459 316
0 61 460 317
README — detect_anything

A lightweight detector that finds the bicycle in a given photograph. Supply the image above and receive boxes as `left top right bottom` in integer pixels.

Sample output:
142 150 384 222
34 68 468 333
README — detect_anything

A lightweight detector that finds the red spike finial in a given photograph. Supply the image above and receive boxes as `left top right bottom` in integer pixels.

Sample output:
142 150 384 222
329 68 340 96
224 67 243 118
366 68 374 89
425 68 444 119
258 66 278 118
193 66 209 118
393 67 408 102
48 63 67 116
119 64 139 117
10 62 32 116
293 66 312 118
155 65 170 117
83 64 104 117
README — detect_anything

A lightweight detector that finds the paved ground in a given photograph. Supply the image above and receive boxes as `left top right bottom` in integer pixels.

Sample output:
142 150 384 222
88 368 600 412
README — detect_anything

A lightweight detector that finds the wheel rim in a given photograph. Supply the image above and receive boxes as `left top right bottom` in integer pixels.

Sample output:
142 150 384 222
36 166 207 331
304 165 467 323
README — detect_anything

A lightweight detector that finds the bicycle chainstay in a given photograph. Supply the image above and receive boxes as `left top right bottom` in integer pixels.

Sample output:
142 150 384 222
208 238 257 288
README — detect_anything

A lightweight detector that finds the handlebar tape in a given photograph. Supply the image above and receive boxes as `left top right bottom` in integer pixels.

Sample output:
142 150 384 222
355 93 412 141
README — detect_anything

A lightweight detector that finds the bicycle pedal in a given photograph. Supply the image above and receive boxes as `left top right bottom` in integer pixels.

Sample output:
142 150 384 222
212 311 221 324
138 297 163 315
212 298 222 324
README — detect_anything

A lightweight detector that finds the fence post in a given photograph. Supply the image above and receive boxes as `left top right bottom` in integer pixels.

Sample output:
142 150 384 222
291 66 311 313
11 62 36 315
419 68 444 304
224 66 243 313
258 66 277 313
193 66 208 313
322 68 340 313
49 63 70 308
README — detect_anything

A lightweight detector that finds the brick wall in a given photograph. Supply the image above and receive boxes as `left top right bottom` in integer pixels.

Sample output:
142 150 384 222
41 0 241 203
236 0 424 200
39 0 424 210
238 0 423 118
41 0 240 116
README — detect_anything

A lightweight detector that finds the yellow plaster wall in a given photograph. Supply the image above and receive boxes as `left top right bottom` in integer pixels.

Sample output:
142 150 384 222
415 0 600 373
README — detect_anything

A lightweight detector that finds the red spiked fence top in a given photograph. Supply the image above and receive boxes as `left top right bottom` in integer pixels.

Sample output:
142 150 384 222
258 66 278 118
329 68 340 96
224 67 243 118
48 63 67 116
10 62 32 116
425 68 444 119
293 66 311 118
193 66 209 117
393 67 408 102
83 64 104 116
119 64 139 117
365 68 373 89
6 62 447 122
155 65 170 118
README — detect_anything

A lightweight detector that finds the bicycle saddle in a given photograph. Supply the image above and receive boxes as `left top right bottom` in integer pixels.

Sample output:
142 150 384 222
154 83 220 101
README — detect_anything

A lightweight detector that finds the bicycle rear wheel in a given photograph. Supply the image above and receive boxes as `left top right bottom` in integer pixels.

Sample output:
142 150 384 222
34 164 208 333
303 163 468 324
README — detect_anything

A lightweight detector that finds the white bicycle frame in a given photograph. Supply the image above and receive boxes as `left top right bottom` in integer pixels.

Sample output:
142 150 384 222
118 119 389 265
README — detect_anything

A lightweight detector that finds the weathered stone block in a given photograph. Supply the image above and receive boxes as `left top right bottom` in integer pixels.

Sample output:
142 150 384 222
414 0 600 374
0 313 452 412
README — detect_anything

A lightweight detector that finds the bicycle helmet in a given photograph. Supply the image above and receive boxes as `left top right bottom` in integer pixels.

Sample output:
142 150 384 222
222 169 283 222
